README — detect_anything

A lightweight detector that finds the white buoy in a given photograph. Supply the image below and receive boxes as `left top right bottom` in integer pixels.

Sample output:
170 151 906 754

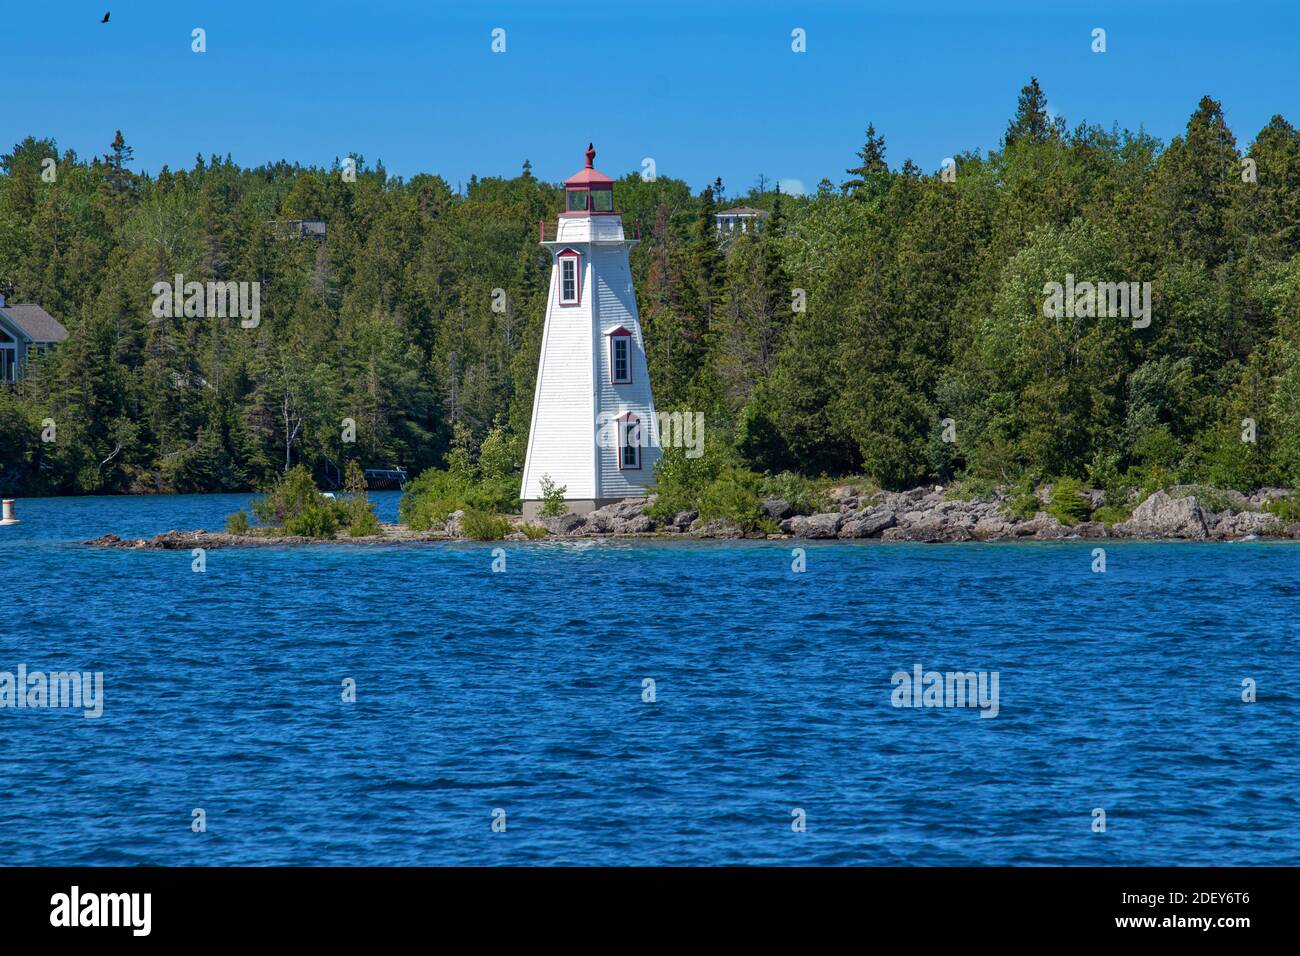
0 499 18 525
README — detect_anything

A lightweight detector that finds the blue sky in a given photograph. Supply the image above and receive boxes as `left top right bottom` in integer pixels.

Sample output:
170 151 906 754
4 1 1298 195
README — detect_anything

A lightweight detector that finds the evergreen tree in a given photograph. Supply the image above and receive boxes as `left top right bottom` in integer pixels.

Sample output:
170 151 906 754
1005 77 1051 146
842 123 888 196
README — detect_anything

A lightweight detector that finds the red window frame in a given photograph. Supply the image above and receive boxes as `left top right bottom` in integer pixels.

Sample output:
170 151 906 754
617 413 641 470
557 249 581 306
609 329 632 384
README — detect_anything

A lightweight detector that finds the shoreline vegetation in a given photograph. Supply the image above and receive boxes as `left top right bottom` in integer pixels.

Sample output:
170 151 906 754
85 462 1300 548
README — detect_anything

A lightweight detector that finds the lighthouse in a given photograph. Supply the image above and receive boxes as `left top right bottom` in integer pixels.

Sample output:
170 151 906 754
520 144 660 519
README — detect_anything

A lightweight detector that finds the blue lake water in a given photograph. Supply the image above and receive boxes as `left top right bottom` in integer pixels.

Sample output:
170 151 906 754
0 492 1297 866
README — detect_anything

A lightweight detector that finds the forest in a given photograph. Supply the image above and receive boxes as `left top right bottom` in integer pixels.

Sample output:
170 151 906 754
2 78 1299 501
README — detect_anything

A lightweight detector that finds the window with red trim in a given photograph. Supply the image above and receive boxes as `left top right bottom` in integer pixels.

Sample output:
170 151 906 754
618 414 641 470
566 189 588 212
610 332 631 384
557 251 580 305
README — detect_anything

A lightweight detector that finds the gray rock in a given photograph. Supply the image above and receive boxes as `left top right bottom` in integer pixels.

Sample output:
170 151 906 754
1011 512 1066 539
838 509 897 538
584 510 614 533
972 514 1014 539
542 513 587 536
690 518 745 539
444 509 465 536
904 517 950 542
1213 510 1281 538
614 514 653 534
826 485 859 503
1071 521 1108 538
1115 491 1207 539
781 512 843 539
761 497 795 520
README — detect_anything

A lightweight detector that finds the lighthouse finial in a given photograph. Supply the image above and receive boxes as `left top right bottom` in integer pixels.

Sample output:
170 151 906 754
585 143 596 168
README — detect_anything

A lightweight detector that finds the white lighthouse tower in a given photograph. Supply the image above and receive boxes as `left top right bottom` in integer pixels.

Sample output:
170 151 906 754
521 144 660 519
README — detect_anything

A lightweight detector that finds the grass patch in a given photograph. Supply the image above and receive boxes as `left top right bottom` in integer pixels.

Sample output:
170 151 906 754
1264 494 1300 521
461 509 512 541
1091 504 1130 526
944 476 997 501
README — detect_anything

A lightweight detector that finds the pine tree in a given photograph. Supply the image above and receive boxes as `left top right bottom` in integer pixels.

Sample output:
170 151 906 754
102 130 136 203
842 124 888 195
1005 78 1050 146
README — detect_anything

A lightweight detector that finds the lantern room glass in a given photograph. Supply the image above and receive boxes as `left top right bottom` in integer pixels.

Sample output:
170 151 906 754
566 189 588 212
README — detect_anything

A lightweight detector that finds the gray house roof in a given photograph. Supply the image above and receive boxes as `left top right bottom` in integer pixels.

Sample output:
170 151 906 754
0 303 68 343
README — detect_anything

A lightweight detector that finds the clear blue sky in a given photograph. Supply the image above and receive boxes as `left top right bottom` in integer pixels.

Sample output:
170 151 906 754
5 1 1298 195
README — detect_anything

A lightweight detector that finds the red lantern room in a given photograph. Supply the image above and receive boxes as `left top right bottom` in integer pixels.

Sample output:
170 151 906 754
562 143 616 216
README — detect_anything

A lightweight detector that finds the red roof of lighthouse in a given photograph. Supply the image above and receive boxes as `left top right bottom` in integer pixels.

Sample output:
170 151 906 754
564 143 614 186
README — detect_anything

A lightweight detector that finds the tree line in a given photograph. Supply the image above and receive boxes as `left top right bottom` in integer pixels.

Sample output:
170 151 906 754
2 78 1299 497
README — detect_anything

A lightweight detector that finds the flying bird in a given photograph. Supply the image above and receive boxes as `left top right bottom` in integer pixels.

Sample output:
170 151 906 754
101 12 110 23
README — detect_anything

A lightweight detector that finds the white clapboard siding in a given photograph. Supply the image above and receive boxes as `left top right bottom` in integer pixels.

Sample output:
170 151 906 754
521 212 659 505
592 245 659 499
521 254 597 500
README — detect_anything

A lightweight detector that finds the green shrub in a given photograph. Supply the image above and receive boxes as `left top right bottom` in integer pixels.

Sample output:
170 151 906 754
1264 495 1300 521
520 522 549 539
235 465 380 539
1085 451 1121 495
284 502 340 538
647 444 723 521
539 473 568 517
697 467 766 531
399 468 519 530
1047 477 1090 526
225 509 251 534
477 422 517 481
252 465 322 525
1091 504 1130 526
345 499 381 537
1137 469 1169 503
1002 475 1041 521
1178 484 1238 515
759 470 828 514
461 508 511 541
944 475 997 501
343 460 368 495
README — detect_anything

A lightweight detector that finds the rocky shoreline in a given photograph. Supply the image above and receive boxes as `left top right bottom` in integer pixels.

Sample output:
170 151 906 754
85 484 1300 550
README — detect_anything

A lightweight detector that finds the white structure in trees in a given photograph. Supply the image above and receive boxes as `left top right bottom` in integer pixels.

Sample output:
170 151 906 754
520 145 659 518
